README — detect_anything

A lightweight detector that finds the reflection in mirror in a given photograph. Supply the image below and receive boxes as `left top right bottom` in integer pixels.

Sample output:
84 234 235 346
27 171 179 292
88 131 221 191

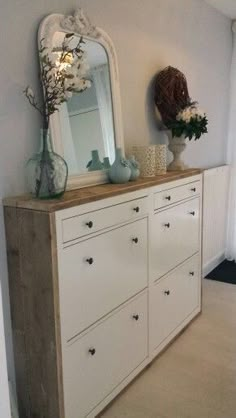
53 32 115 176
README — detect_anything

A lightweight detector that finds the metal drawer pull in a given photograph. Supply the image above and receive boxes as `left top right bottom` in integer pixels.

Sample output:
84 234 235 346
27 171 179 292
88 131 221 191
164 223 170 228
133 206 140 213
88 348 96 356
132 314 139 321
164 290 170 295
191 187 196 192
86 221 93 229
165 195 171 201
86 258 94 265
189 271 195 276
189 211 196 216
132 237 139 244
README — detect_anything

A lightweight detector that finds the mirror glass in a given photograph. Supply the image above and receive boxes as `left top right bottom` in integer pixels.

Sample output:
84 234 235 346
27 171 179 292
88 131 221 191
52 32 115 176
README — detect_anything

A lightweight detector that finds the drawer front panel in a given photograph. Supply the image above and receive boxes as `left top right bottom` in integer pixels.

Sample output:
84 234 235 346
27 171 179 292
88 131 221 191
62 196 148 243
59 218 148 341
150 255 200 352
63 292 148 418
154 181 200 210
151 198 200 281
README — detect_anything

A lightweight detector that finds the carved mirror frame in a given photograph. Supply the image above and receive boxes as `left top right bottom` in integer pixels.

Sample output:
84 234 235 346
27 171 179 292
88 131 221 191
38 9 124 190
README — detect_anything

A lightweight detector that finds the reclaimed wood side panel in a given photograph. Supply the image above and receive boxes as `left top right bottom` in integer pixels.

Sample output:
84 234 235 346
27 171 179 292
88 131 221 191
4 207 64 418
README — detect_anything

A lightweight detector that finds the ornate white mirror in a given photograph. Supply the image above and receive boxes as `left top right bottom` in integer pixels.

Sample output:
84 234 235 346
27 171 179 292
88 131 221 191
39 9 124 189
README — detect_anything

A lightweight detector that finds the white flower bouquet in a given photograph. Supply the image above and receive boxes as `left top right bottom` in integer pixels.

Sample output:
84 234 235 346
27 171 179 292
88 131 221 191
166 104 208 140
24 33 91 130
23 34 91 198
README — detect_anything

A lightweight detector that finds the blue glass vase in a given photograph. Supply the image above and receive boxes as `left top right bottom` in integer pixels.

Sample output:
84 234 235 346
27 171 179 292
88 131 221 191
108 148 131 184
26 129 68 199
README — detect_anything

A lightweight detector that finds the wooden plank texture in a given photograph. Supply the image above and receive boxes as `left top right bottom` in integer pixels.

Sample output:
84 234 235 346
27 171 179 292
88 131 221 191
3 169 201 213
4 207 64 418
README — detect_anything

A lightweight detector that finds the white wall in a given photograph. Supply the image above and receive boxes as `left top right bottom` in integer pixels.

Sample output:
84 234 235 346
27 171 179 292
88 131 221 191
0 0 232 389
203 165 230 276
206 0 236 19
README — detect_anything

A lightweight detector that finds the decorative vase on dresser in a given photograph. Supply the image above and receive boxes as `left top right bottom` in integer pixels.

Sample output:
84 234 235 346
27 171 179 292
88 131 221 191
87 150 104 172
131 145 156 177
155 144 167 175
168 135 188 171
103 157 111 170
128 155 140 181
4 169 202 418
108 148 131 183
26 129 68 199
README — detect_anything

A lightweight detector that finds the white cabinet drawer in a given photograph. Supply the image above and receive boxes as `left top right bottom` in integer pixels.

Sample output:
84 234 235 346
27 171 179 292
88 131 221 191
63 292 148 418
154 181 200 210
59 218 148 341
151 198 200 281
150 255 200 353
62 196 148 243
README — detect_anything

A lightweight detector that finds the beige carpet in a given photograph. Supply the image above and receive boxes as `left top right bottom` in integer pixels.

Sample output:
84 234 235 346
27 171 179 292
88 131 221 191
100 279 236 418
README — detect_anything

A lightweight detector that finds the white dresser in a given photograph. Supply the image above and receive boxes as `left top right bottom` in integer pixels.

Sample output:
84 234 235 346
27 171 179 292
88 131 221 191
4 170 202 418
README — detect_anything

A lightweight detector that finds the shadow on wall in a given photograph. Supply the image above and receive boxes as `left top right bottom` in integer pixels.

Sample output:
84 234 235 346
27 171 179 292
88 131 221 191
145 72 168 146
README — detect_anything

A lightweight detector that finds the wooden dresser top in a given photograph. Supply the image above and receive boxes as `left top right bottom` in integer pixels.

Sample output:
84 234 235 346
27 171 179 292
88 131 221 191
3 169 202 213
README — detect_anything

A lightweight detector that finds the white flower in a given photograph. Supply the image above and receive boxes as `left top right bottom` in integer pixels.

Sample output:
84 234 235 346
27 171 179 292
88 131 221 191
79 60 90 74
197 109 205 119
47 86 54 94
26 86 35 98
180 109 191 123
176 105 205 124
48 52 58 66
65 91 73 99
66 64 74 74
188 106 206 121
84 79 92 88
54 97 62 105
25 35 92 120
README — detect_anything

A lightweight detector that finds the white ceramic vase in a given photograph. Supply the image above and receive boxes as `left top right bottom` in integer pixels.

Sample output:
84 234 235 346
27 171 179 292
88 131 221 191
131 145 156 177
168 135 188 171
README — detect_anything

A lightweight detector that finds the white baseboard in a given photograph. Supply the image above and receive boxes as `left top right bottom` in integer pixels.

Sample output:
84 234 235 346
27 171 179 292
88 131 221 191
203 252 225 277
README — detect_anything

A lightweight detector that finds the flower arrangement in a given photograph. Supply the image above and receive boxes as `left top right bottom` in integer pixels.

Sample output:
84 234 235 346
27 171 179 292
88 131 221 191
24 33 91 130
24 34 91 198
154 66 208 171
166 104 208 141
154 66 208 141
